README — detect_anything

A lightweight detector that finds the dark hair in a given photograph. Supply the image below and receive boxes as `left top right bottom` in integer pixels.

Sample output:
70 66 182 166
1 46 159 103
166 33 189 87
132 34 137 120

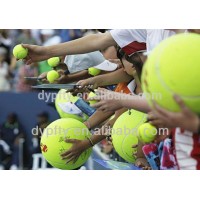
127 53 143 80
116 46 126 60
97 29 107 33
116 46 143 79
116 46 126 68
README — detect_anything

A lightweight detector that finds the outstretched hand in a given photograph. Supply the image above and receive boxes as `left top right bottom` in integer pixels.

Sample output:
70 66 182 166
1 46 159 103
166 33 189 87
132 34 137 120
60 139 91 164
148 95 200 133
88 88 124 112
76 78 98 89
22 44 50 65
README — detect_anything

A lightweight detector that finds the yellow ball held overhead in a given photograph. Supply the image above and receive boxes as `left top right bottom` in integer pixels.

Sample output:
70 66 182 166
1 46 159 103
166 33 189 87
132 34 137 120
13 44 28 59
138 123 157 143
41 118 92 170
47 57 60 67
88 67 101 76
141 33 200 115
47 70 60 83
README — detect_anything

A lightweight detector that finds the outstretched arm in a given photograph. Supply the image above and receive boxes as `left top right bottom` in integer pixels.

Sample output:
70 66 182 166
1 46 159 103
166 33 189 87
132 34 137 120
23 32 116 65
77 68 132 88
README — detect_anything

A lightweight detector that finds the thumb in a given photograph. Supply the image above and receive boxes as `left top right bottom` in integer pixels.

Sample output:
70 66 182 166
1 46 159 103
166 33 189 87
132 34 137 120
76 80 85 87
65 139 77 143
38 72 47 79
57 70 64 75
55 76 63 82
22 44 32 49
132 144 138 148
173 94 189 113
87 95 100 101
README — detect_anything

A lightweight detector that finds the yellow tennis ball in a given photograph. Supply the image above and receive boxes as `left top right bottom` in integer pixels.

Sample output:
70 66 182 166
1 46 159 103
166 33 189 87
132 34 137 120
13 44 28 59
47 57 60 67
88 67 101 76
141 33 200 114
138 123 157 143
55 89 88 122
88 91 97 105
112 109 147 163
40 118 92 170
47 70 60 83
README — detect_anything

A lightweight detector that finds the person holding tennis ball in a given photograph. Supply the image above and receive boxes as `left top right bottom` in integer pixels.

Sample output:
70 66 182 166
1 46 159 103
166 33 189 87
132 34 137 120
21 29 180 65
38 51 107 84
19 29 200 169
13 44 28 60
61 47 151 169
147 96 200 133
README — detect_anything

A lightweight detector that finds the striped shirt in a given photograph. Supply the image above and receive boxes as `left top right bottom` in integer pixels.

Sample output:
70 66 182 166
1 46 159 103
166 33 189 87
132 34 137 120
173 128 200 170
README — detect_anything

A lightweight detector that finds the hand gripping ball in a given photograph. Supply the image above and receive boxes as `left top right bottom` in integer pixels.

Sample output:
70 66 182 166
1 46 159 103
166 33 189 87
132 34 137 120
112 109 147 163
40 118 92 170
141 33 200 114
13 44 28 59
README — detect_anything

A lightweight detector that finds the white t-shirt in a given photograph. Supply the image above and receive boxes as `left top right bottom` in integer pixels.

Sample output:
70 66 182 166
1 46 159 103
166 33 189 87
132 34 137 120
64 51 105 73
110 29 176 54
110 29 147 47
173 127 200 170
146 29 176 53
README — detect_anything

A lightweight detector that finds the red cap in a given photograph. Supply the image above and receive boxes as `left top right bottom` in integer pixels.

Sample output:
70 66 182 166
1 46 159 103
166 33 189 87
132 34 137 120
122 41 146 56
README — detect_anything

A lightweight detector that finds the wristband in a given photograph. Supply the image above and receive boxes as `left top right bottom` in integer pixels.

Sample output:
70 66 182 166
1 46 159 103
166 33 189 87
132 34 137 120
87 137 94 147
84 121 91 130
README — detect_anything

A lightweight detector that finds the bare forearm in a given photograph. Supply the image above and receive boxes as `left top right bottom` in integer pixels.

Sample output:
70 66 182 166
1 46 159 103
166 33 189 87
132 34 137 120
48 32 116 57
89 111 126 145
85 110 114 129
91 134 107 146
64 70 90 83
91 68 132 87
121 96 150 113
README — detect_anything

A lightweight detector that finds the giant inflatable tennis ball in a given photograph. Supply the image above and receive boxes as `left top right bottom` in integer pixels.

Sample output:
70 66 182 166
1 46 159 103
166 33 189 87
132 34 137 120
40 118 92 170
13 44 28 59
142 33 200 114
55 89 88 122
112 109 147 163
88 91 97 105
88 67 101 76
47 70 60 83
138 123 157 143
47 57 60 67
